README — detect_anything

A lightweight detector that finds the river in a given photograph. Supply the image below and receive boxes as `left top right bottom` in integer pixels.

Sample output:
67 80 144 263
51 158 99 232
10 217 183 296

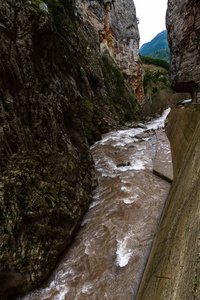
18 109 171 300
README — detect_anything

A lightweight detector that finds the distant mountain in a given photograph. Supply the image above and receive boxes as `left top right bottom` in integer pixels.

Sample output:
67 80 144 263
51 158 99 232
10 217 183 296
140 30 170 62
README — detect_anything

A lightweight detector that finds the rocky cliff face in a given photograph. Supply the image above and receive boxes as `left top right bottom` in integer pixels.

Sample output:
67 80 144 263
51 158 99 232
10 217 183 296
76 0 144 103
0 0 140 298
166 0 200 102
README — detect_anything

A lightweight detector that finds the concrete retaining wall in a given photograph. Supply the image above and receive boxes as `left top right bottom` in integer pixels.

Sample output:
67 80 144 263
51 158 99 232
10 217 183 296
136 105 200 299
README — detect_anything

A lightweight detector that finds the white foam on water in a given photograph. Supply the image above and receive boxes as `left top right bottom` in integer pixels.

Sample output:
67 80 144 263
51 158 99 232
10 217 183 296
124 199 134 204
115 159 145 172
116 236 133 267
20 279 70 300
124 194 139 204
114 142 126 147
89 200 101 209
84 240 91 255
146 108 170 130
132 159 146 170
57 289 68 300
82 283 92 294
81 218 90 226
90 125 143 153
74 283 93 300
121 186 129 192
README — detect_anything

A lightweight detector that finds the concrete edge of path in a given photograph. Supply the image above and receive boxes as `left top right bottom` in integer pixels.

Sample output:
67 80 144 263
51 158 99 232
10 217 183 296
153 130 173 183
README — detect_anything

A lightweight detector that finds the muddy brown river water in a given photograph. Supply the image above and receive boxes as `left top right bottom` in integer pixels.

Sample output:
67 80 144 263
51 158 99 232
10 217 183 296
18 109 171 300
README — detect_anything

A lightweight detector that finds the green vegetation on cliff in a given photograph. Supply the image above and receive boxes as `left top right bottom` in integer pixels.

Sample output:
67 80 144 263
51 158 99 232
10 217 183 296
141 64 170 117
140 55 169 70
146 49 170 63
101 51 140 122
141 59 190 118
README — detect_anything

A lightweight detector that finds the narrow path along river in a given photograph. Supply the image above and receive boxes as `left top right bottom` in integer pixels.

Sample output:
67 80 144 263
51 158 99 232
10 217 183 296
18 109 171 300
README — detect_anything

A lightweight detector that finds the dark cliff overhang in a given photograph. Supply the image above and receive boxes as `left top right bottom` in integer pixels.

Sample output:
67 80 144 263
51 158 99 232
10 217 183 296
171 80 198 100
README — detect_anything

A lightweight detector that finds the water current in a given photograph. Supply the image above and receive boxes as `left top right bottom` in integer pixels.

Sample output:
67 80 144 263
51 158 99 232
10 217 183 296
18 109 171 300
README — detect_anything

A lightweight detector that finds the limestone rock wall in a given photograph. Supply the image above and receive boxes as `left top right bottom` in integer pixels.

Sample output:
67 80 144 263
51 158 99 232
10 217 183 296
0 0 140 298
76 0 144 103
166 0 200 102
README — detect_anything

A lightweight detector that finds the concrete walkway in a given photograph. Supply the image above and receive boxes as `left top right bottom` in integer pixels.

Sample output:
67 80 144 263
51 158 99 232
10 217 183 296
153 130 173 183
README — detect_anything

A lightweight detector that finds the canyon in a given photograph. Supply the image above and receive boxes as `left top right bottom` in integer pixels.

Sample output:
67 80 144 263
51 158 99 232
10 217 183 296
15 109 171 300
0 0 200 299
0 0 143 298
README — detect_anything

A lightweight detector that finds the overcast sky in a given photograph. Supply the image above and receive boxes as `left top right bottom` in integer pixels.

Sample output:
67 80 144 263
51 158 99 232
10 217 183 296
133 0 168 47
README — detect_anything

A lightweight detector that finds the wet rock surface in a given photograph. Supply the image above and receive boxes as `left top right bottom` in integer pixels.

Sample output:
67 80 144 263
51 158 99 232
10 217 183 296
166 0 200 101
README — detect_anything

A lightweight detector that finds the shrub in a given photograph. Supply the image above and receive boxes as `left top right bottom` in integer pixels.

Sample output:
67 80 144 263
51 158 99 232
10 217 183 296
140 55 170 71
